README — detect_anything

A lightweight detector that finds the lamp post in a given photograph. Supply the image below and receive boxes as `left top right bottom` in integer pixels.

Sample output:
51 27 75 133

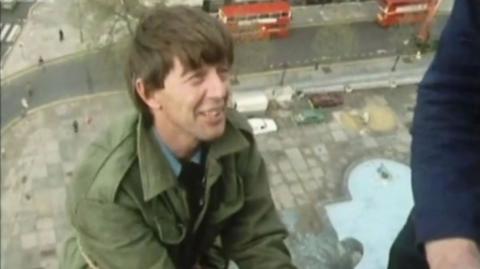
76 0 84 43
279 62 288 86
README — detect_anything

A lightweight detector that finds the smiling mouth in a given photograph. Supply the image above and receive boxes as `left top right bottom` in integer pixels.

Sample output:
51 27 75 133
198 107 225 122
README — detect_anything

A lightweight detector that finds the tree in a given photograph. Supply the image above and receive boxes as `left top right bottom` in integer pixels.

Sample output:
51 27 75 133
67 0 155 48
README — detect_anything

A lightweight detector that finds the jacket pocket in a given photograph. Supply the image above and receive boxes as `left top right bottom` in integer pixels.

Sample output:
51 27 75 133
153 216 186 245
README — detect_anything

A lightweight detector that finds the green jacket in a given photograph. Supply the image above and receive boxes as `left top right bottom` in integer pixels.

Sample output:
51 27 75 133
61 109 296 269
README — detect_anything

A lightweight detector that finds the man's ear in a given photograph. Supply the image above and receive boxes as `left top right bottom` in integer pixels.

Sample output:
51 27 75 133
135 79 162 110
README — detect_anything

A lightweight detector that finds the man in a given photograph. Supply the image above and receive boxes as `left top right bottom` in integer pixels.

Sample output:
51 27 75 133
388 0 480 268
61 5 296 269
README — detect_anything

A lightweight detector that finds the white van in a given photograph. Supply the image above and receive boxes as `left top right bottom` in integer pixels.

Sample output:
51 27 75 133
231 91 269 116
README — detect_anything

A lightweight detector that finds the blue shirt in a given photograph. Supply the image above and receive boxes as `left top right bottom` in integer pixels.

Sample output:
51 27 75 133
151 127 202 178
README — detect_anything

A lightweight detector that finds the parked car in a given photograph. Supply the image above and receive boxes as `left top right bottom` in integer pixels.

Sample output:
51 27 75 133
293 109 326 125
308 92 344 108
247 118 278 135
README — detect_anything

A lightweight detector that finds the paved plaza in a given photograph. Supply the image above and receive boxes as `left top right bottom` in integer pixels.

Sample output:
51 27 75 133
1 85 416 269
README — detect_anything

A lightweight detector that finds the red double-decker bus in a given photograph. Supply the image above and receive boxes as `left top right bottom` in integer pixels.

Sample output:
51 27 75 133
377 0 429 27
218 0 292 41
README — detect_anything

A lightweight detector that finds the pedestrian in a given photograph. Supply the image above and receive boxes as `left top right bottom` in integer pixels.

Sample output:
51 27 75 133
72 120 79 133
59 29 64 42
38 56 44 66
388 1 480 269
20 97 29 117
60 5 297 269
26 83 33 98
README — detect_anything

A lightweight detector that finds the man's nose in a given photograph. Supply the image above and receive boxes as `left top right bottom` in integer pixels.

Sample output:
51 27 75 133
205 71 228 99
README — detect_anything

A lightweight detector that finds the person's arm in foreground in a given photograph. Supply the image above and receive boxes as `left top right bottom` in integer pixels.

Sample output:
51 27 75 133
411 0 480 268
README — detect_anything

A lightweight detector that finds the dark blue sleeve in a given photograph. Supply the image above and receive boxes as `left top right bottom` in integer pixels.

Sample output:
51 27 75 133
411 0 480 244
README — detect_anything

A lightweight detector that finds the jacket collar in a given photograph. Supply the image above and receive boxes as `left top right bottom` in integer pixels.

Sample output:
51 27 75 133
136 114 250 201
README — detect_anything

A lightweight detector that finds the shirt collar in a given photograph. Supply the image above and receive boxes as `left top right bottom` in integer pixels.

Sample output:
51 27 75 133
137 110 250 201
151 127 202 178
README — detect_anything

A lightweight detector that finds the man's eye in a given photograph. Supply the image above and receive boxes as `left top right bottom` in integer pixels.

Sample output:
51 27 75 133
189 73 205 84
217 67 230 79
191 77 204 85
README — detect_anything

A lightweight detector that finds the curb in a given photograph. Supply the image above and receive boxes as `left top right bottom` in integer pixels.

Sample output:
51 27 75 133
1 91 120 135
1 48 91 85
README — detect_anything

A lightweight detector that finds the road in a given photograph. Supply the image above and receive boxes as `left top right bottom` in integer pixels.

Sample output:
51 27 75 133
1 1 36 60
235 17 447 73
1 16 448 129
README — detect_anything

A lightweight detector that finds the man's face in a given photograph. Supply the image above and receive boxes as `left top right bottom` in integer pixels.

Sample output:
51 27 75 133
153 57 231 143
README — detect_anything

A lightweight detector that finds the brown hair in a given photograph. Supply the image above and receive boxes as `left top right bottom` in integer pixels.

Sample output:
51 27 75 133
125 5 234 118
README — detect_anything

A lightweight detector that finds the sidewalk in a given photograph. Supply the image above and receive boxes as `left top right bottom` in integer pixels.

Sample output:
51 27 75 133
1 0 453 78
234 52 433 94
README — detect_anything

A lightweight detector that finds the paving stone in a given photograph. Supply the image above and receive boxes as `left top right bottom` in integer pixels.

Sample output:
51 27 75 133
278 159 293 174
320 153 330 162
306 158 318 167
328 122 341 131
267 163 278 173
285 148 302 161
311 167 325 178
294 196 308 206
36 218 54 231
38 229 56 246
269 174 283 186
17 212 37 234
398 131 412 144
40 258 58 269
274 185 295 209
20 248 43 269
45 140 59 153
46 162 64 177
21 232 38 249
332 130 348 142
290 183 305 196
326 180 337 190
302 148 313 155
304 180 319 192
33 190 54 217
51 187 67 215
395 144 409 153
363 136 378 148
290 160 308 174
313 144 328 157
282 137 296 147
296 171 312 182
31 161 48 179
45 150 62 165
283 172 298 183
